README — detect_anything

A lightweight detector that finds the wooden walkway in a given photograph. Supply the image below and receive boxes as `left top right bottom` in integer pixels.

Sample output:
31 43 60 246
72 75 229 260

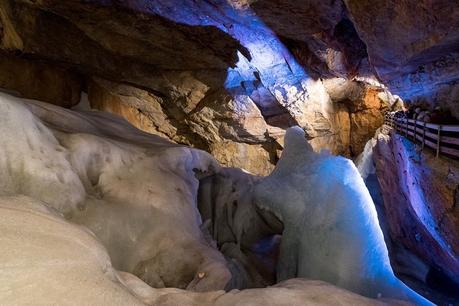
384 113 459 158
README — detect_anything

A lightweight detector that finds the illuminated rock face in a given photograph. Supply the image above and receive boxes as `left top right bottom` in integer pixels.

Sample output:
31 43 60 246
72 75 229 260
0 0 457 172
86 76 388 174
87 77 281 175
373 132 459 287
0 0 394 174
344 0 459 105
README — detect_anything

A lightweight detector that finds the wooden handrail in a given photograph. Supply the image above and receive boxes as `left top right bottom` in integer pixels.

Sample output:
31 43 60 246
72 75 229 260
393 117 459 132
384 113 459 159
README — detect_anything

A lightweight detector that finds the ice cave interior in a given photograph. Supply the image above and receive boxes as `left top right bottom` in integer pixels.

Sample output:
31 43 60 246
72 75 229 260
1 1 459 305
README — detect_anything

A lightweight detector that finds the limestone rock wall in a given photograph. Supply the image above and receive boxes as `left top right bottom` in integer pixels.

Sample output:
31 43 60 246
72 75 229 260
0 0 455 174
0 52 82 106
343 0 459 110
0 0 396 174
87 77 280 175
86 77 388 175
373 132 459 286
0 0 456 140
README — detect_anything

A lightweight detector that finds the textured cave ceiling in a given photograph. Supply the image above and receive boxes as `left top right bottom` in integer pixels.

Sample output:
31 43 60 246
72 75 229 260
1 0 458 102
0 0 458 174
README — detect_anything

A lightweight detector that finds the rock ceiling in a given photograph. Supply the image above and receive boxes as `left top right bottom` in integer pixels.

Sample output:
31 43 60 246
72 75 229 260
0 0 458 173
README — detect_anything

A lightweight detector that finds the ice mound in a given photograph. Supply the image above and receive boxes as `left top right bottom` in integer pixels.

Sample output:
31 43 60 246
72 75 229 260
254 126 432 305
0 92 430 304
0 195 143 305
0 92 230 291
0 195 404 305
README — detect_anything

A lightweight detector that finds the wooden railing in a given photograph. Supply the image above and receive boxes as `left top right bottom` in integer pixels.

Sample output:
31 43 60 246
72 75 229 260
384 113 459 158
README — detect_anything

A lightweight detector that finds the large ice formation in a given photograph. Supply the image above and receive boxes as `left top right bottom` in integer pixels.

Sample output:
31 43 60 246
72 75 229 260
0 92 231 291
253 126 432 305
2 194 405 305
0 92 432 305
0 195 145 305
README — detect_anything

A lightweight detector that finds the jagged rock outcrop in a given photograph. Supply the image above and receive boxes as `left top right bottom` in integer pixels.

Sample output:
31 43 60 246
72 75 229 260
344 0 459 111
0 0 249 131
0 1 457 170
246 0 459 113
87 77 390 174
246 0 368 78
373 132 459 287
324 78 389 156
0 0 394 175
87 77 280 175
0 0 244 77
241 0 459 112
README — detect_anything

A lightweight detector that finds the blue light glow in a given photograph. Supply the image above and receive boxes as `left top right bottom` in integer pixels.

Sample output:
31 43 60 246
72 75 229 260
398 136 454 255
130 0 312 114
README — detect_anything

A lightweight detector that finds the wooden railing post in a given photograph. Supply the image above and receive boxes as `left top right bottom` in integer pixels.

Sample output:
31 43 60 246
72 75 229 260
422 122 426 151
414 119 417 143
405 119 409 138
436 125 442 158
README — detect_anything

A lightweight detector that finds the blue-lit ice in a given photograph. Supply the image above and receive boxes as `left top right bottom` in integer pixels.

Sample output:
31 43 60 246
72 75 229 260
254 126 433 305
0 92 433 304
